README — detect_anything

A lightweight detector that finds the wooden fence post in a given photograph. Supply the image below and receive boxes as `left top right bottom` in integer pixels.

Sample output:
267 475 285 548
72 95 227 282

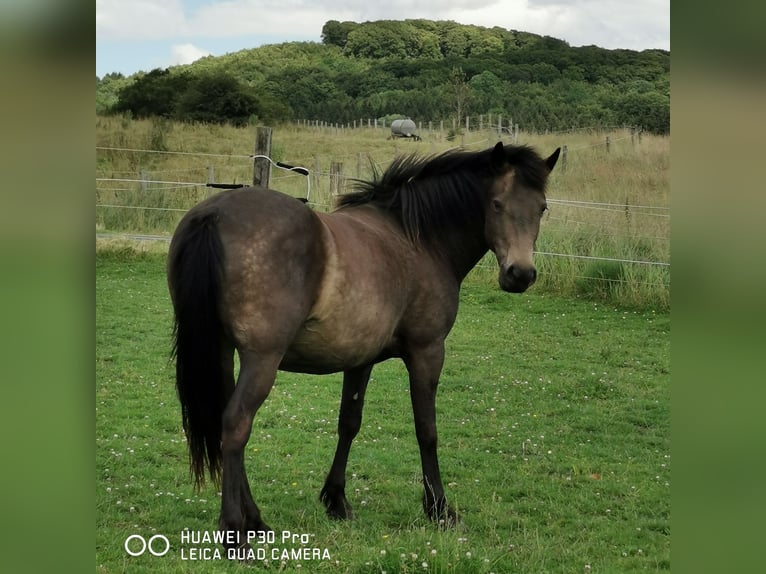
606 136 611 153
561 145 568 172
253 126 272 187
330 162 344 196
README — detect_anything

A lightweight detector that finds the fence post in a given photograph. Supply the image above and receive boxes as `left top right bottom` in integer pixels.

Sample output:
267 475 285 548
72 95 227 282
330 162 344 196
606 136 611 153
253 126 272 187
311 156 322 203
140 170 148 193
207 165 215 184
561 145 568 172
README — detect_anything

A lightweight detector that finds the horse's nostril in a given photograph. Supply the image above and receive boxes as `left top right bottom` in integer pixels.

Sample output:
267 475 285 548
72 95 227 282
508 265 536 284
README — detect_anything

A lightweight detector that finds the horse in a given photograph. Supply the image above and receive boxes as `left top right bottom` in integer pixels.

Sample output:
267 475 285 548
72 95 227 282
167 141 560 547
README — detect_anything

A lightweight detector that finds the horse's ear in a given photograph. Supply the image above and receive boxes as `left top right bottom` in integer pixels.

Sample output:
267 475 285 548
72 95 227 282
545 148 561 172
491 141 506 169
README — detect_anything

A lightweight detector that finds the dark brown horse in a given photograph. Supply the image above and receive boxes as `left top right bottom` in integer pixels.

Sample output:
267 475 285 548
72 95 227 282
168 142 559 545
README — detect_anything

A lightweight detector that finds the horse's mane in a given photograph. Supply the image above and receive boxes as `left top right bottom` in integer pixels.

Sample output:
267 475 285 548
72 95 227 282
335 145 550 242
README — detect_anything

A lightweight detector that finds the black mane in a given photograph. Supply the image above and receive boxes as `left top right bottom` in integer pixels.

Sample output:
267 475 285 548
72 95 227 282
336 145 550 242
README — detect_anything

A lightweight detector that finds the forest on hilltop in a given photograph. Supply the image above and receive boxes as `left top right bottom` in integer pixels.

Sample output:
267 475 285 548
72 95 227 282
96 19 669 133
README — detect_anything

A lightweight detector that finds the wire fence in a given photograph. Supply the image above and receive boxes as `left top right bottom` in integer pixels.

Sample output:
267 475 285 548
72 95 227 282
96 128 670 306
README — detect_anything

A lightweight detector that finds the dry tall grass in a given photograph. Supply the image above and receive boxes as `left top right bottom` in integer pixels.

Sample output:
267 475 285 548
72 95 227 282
96 116 669 308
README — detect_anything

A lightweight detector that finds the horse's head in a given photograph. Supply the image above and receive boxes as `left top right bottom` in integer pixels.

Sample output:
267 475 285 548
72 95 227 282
484 142 560 293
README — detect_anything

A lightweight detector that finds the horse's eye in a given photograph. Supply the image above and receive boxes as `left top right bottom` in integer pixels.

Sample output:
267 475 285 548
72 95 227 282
491 199 503 213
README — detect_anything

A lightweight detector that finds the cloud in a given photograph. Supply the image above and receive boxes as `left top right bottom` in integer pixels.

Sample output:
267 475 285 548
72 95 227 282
97 0 187 39
96 0 669 61
522 0 669 49
170 43 211 66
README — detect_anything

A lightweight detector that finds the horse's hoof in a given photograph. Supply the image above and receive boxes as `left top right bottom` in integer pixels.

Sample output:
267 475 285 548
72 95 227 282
436 508 462 529
320 487 354 520
326 500 354 520
424 498 460 528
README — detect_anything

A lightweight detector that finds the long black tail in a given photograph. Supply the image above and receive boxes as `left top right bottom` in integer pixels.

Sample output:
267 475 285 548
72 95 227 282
168 211 227 489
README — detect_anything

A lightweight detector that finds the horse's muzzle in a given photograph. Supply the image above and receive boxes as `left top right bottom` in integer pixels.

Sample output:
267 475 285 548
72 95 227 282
499 264 537 293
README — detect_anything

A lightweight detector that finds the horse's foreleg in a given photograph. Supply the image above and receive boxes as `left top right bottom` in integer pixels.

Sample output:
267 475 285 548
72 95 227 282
405 343 458 526
219 350 279 547
320 364 373 519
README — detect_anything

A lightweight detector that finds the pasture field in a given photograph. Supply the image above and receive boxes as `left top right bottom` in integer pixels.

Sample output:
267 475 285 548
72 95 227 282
96 116 670 309
96 249 670 573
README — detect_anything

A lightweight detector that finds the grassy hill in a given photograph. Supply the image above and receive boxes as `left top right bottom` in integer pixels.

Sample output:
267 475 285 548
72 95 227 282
97 19 669 133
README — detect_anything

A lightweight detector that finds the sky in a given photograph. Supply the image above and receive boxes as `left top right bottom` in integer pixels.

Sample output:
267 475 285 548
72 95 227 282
96 0 669 78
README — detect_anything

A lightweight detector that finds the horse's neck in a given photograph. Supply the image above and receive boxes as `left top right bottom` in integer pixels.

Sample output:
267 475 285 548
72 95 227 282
431 221 489 282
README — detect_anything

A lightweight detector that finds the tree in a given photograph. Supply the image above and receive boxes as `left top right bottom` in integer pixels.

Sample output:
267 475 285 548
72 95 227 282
344 21 441 60
615 90 670 133
175 72 259 126
321 20 357 48
112 68 190 118
469 71 504 113
448 66 471 128
96 73 129 114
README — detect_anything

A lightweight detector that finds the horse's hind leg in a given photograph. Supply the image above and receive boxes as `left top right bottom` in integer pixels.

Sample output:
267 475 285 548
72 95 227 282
219 349 280 545
320 364 373 519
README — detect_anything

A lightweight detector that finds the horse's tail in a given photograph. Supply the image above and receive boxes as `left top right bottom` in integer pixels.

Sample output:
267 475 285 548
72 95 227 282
168 210 227 489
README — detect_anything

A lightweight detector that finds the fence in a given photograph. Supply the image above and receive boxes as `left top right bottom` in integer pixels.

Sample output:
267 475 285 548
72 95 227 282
294 116 644 140
96 123 669 306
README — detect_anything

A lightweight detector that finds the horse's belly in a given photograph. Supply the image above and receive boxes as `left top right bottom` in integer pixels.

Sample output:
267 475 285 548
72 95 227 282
280 316 399 375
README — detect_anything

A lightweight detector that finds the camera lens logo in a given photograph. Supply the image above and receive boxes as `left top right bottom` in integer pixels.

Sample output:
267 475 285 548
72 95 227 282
124 534 170 557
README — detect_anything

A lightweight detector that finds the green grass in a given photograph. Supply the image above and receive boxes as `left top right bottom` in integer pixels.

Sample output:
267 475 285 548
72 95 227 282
96 250 669 572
